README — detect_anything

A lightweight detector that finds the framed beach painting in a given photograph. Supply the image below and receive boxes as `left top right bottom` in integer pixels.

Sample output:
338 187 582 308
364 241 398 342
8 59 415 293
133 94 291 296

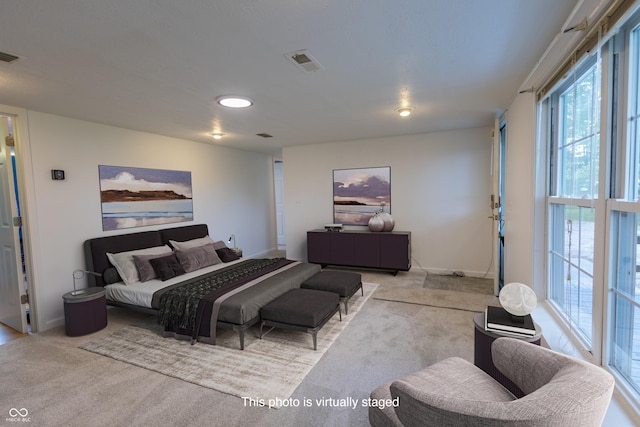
99 165 193 231
333 166 390 225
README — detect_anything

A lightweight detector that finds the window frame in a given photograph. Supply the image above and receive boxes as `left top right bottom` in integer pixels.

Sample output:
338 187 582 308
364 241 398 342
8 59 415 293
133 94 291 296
545 52 605 355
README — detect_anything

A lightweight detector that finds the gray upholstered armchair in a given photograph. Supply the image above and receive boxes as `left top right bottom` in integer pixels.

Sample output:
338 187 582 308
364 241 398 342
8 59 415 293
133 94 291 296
369 337 614 426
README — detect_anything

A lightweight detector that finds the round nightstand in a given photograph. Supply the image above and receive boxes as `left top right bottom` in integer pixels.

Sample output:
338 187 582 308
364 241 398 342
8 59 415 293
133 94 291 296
62 287 107 336
473 312 542 397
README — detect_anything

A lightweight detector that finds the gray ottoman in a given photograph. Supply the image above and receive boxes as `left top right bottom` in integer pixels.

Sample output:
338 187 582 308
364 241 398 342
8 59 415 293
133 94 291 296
259 288 341 350
301 271 363 314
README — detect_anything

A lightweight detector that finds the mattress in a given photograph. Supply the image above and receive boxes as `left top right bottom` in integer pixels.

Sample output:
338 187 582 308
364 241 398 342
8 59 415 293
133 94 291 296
104 258 246 308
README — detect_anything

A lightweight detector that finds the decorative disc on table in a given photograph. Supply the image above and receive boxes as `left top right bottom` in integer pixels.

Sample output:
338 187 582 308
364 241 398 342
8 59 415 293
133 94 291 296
499 282 537 316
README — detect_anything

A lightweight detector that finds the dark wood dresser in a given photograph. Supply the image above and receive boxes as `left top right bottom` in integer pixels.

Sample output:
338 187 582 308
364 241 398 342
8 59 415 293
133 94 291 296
307 229 411 275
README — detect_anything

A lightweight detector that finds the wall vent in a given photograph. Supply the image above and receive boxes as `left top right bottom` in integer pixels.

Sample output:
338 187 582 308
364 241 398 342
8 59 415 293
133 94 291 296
285 49 324 73
256 133 273 138
0 50 22 64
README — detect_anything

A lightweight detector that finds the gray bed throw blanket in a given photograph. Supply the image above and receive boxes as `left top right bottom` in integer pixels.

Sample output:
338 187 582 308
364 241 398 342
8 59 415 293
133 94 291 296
157 258 294 339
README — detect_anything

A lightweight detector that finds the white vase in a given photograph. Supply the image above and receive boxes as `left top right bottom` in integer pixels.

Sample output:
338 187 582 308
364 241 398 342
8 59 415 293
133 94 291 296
368 214 384 232
379 212 395 231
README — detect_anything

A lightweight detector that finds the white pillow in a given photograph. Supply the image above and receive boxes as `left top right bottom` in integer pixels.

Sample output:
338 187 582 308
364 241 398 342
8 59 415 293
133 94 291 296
107 245 172 285
169 235 215 251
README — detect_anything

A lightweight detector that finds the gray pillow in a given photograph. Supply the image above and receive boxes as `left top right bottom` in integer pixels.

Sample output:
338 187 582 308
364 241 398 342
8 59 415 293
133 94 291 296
133 253 170 282
212 240 228 250
107 245 172 285
175 243 222 273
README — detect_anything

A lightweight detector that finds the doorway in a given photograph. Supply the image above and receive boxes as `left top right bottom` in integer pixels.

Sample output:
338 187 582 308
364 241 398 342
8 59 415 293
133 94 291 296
492 120 506 295
274 160 286 251
0 114 29 333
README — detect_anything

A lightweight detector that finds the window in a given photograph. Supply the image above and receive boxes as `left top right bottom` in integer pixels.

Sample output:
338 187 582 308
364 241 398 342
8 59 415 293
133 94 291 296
549 204 596 343
609 208 640 394
629 26 640 202
541 3 640 409
558 62 600 199
608 19 640 398
547 58 600 348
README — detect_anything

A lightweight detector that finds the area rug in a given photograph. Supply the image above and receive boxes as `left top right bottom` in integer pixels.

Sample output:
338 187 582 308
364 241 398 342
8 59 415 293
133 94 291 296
80 282 378 408
373 271 499 312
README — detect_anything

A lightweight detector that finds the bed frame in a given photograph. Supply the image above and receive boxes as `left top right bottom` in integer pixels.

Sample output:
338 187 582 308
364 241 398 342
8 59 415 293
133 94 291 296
83 223 320 349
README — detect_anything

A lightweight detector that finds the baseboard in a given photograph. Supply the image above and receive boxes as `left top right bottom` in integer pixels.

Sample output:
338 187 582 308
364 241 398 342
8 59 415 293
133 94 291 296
43 316 65 332
249 247 284 258
411 266 494 280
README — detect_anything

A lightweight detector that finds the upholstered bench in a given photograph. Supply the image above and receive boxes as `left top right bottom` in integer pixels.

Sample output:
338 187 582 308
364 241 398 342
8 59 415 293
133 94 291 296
301 270 363 315
259 288 341 350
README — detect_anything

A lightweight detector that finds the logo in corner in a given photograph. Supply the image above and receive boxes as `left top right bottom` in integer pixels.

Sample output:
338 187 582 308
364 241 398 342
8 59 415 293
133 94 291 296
8 409 27 418
6 408 30 423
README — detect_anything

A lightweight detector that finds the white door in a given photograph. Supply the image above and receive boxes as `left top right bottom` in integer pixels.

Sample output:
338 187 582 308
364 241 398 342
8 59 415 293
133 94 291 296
0 116 27 333
274 161 286 249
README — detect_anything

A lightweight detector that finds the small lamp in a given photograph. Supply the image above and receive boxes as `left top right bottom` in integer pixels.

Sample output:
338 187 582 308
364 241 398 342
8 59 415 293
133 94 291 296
499 282 537 323
227 234 243 257
72 269 101 296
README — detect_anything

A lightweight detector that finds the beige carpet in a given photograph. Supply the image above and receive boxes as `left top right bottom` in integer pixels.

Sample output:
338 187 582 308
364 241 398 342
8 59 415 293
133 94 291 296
373 271 500 312
80 283 377 408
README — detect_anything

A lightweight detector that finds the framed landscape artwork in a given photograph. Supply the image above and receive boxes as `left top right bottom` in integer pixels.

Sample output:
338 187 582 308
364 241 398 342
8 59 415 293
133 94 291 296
99 165 193 231
333 166 391 225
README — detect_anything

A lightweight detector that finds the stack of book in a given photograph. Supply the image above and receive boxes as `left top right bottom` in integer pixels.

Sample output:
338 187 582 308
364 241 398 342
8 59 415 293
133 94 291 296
484 306 536 337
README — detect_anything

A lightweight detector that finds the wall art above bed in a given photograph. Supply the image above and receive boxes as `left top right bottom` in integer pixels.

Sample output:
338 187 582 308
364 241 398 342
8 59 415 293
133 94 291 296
99 165 193 231
333 166 390 226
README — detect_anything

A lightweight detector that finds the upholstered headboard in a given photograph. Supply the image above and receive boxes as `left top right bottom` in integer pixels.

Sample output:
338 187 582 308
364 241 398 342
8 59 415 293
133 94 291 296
84 224 209 286
159 224 209 245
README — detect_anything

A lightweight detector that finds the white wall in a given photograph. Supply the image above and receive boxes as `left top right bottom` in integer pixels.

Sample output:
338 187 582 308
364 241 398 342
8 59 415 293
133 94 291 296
503 93 536 288
22 111 276 331
283 127 493 276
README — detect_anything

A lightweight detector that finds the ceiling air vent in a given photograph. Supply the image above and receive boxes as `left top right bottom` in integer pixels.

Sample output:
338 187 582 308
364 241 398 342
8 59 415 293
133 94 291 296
0 50 21 64
285 49 324 73
256 133 273 138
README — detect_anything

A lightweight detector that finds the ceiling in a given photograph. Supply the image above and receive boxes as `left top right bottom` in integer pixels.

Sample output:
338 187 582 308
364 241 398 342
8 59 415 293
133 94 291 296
0 0 579 154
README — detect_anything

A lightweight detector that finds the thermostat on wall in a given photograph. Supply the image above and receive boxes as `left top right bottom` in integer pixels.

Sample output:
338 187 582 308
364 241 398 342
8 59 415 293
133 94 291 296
51 169 65 180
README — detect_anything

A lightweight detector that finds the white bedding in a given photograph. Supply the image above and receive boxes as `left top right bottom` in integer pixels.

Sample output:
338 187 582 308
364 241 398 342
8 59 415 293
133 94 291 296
104 258 246 308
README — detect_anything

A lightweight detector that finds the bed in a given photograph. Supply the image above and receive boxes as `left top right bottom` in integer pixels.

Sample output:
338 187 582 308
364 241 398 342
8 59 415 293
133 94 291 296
84 224 321 349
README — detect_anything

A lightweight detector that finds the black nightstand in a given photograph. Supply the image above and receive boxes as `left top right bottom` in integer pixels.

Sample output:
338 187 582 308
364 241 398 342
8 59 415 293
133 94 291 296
62 287 107 336
473 312 542 397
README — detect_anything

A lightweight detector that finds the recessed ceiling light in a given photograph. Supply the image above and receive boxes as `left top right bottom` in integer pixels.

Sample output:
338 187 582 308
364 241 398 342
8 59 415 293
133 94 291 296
216 96 253 108
395 106 414 117
210 133 225 140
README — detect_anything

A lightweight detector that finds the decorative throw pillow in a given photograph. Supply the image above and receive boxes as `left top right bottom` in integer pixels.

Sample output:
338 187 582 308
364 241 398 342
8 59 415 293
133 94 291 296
216 247 240 263
169 235 215 251
133 253 170 282
102 267 122 285
150 254 186 281
175 243 222 273
107 245 172 285
212 240 228 250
